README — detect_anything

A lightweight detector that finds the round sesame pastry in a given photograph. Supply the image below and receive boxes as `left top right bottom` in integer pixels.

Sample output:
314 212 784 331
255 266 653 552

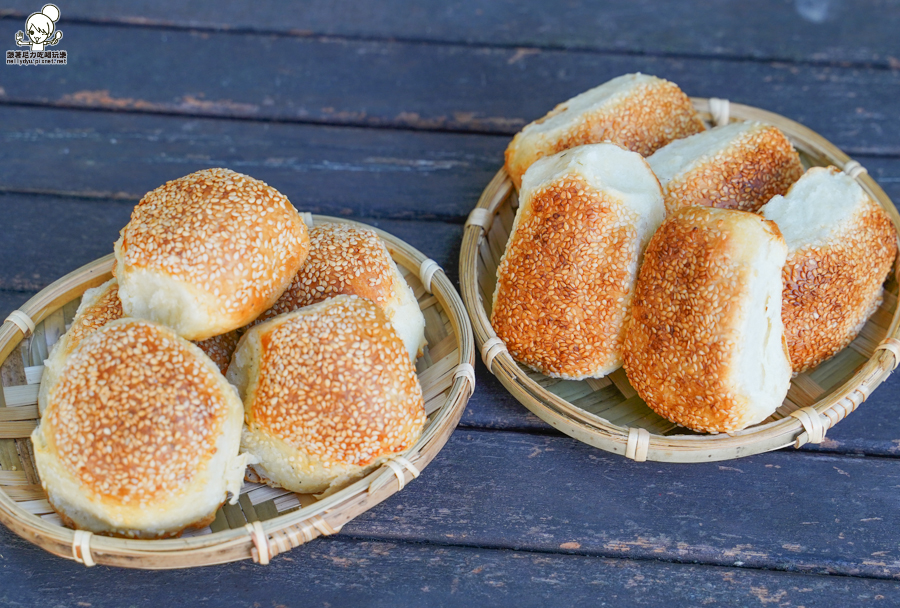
760 167 898 373
38 278 241 415
622 207 792 433
647 121 804 214
492 143 666 380
38 278 122 415
504 73 705 189
114 168 311 341
227 295 426 495
31 318 250 538
254 222 426 363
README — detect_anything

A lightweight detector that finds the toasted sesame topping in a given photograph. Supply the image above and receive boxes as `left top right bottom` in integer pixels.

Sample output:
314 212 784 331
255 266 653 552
44 320 229 504
249 296 425 467
782 198 897 372
59 278 239 375
62 281 123 358
623 207 786 432
118 168 310 319
256 224 395 324
492 174 641 378
659 124 803 214
505 77 704 187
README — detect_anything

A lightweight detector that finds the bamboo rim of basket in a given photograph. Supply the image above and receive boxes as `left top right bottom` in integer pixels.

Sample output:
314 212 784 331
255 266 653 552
459 97 900 463
0 215 475 568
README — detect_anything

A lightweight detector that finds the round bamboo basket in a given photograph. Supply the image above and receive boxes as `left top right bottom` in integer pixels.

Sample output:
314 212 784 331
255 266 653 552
459 98 900 463
0 215 475 568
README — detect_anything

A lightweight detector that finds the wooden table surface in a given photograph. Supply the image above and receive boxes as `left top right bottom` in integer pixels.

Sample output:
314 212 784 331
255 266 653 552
1 2 900 605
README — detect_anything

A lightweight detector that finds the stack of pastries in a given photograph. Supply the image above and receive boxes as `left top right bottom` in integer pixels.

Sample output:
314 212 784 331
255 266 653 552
34 168 427 538
493 73 897 434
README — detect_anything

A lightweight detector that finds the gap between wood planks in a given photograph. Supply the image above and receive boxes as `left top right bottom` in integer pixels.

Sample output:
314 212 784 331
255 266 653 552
0 98 513 140
0 12 896 74
331 530 900 584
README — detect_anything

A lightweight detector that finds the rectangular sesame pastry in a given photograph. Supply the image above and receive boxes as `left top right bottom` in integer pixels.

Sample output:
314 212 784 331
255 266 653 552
647 121 804 214
492 143 666 380
623 207 791 433
760 167 898 373
504 73 705 188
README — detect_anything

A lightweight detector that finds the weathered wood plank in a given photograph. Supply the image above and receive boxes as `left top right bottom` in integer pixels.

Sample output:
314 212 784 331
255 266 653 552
2 0 898 67
340 430 900 579
0 107 503 221
1 24 899 153
0 108 898 226
0 527 897 607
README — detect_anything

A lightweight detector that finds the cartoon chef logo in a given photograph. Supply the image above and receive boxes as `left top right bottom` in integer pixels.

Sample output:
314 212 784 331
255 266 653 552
16 4 63 50
6 4 67 65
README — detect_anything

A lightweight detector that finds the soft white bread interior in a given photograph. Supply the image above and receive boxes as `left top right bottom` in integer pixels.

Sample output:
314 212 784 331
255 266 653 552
505 73 704 188
38 278 123 415
255 222 426 363
115 168 310 341
32 318 249 538
492 143 666 379
760 166 898 372
623 207 792 433
227 295 426 494
647 121 803 214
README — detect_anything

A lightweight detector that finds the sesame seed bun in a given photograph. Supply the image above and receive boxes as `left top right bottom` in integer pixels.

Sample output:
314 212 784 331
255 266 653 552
254 223 426 363
114 168 311 341
504 73 705 189
760 167 898 373
647 121 803 214
623 207 792 433
228 295 426 494
32 319 248 538
492 143 666 379
38 278 122 415
39 279 240 415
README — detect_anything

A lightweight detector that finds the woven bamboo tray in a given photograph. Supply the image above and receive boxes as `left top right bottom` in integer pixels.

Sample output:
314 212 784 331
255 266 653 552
0 215 475 568
459 97 900 463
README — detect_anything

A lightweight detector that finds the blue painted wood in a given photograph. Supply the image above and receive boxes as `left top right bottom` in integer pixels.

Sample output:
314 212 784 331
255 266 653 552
0 107 504 221
342 430 900 579
0 22 899 153
0 526 897 607
2 0 898 67
0 108 898 224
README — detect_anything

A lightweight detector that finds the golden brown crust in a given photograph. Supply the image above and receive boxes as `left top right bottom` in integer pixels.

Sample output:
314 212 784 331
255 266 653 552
117 168 310 331
63 282 123 358
255 223 396 324
53 504 221 539
661 125 803 214
194 331 240 375
622 207 785 432
249 296 425 467
491 175 639 378
43 320 229 505
783 198 898 372
505 79 704 188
